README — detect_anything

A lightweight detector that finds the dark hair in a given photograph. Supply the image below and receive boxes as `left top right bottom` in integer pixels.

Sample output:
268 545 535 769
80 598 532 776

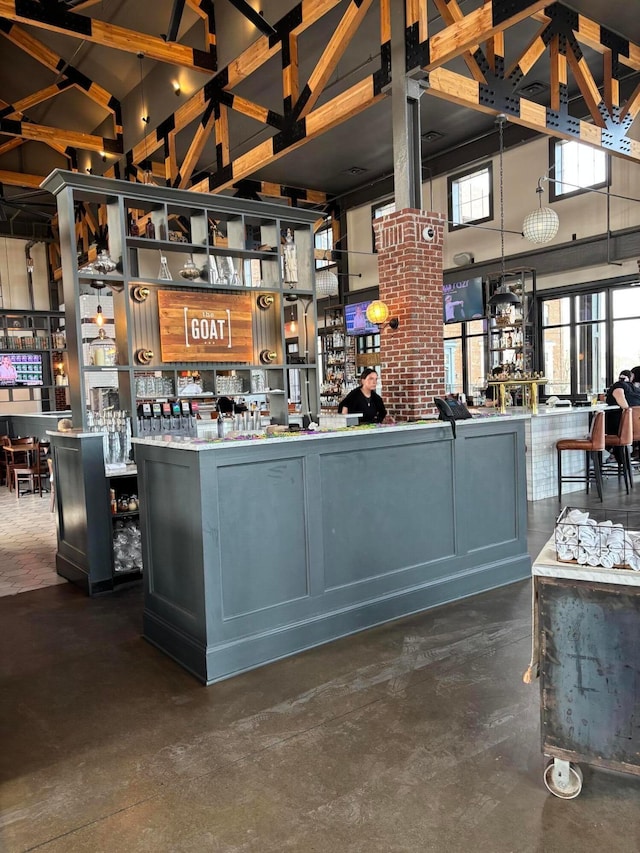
619 370 632 381
360 367 377 381
631 367 640 383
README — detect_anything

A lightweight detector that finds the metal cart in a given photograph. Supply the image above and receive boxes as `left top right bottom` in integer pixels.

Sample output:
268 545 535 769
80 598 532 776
526 538 640 798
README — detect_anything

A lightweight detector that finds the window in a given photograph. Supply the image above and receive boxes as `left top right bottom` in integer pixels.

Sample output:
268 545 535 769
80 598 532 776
549 139 609 201
540 284 640 398
371 200 395 250
443 318 487 401
447 163 493 230
315 224 332 269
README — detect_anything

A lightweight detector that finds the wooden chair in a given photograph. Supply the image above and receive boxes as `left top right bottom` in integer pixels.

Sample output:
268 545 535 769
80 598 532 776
556 410 605 502
603 407 634 493
0 435 10 487
12 440 47 499
47 457 55 512
6 437 36 492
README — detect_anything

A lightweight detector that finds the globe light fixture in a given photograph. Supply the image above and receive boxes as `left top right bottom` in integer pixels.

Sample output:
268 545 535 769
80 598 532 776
366 300 399 331
315 267 339 298
523 180 559 244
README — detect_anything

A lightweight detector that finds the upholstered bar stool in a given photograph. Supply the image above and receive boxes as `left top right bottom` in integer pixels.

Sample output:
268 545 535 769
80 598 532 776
603 407 634 493
556 410 605 502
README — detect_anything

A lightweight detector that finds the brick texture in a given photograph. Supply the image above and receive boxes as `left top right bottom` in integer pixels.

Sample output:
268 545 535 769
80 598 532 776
372 209 445 421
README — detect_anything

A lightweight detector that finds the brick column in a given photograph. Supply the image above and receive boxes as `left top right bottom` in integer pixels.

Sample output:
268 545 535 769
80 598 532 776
372 209 445 421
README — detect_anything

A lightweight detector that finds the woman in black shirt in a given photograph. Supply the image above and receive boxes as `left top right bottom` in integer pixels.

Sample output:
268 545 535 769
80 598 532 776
339 368 388 424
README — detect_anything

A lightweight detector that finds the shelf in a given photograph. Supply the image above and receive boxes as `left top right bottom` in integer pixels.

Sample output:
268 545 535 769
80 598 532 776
127 237 278 261
112 510 139 519
489 347 523 353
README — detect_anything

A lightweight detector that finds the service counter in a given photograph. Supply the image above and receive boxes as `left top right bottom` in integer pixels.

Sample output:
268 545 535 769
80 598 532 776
2 411 72 441
132 416 530 684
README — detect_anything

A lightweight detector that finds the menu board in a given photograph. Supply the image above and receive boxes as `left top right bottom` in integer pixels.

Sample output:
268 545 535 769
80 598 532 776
158 290 253 363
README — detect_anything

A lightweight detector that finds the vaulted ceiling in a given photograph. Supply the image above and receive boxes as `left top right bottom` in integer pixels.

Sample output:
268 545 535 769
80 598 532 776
1 0 640 237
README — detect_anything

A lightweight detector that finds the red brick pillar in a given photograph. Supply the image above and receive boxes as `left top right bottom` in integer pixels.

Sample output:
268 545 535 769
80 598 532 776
372 209 446 421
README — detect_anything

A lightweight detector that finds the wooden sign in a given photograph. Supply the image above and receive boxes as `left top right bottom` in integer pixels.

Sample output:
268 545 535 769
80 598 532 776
158 290 253 362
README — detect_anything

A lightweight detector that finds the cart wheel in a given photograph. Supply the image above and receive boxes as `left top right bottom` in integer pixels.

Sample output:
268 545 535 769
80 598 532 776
543 758 583 799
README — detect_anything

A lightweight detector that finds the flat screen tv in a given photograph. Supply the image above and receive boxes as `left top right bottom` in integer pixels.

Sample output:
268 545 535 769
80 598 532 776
443 277 485 324
345 300 379 335
0 352 44 387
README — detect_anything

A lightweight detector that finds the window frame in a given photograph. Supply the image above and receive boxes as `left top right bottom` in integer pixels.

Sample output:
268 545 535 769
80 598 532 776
548 138 610 202
447 161 493 232
371 199 396 251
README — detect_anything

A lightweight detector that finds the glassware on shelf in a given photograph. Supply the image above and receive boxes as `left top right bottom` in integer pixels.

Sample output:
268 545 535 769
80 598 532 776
179 255 200 281
200 257 219 284
89 328 118 366
93 249 117 275
158 251 172 280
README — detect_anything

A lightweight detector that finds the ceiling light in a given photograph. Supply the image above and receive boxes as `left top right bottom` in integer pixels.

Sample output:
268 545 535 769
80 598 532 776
422 130 444 143
523 179 559 244
315 268 339 298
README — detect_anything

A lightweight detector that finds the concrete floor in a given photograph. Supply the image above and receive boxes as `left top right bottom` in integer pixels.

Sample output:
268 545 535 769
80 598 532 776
2 478 640 852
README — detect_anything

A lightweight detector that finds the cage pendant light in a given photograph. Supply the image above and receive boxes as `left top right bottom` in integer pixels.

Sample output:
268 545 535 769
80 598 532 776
488 115 520 310
315 267 339 298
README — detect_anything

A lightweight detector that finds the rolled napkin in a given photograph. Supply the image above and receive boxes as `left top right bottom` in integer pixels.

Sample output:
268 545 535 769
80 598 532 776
556 523 578 544
577 546 589 565
566 509 590 524
600 552 615 569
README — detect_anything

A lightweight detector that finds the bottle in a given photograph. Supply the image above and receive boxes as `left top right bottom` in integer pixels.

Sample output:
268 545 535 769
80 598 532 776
110 488 117 514
506 333 513 348
145 219 156 239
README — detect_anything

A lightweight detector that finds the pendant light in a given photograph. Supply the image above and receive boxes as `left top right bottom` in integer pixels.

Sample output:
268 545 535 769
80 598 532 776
315 267 339 298
488 115 520 310
522 178 559 244
93 280 106 327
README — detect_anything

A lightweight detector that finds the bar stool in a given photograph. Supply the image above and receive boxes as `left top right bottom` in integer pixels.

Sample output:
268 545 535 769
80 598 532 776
556 410 605 502
603 407 634 493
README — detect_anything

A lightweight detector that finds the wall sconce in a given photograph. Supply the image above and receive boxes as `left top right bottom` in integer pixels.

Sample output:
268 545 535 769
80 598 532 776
142 115 150 124
131 285 150 302
257 293 274 310
366 300 399 331
259 349 278 364
173 82 181 96
100 151 107 163
135 348 154 365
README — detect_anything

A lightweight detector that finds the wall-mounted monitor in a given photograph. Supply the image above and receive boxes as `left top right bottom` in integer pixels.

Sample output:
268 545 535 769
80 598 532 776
443 277 485 324
0 352 44 386
345 300 379 335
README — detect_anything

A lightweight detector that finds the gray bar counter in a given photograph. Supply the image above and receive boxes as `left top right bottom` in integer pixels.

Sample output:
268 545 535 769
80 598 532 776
133 417 530 684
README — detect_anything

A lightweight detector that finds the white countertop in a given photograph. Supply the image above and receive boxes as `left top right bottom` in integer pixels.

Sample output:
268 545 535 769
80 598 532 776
533 538 640 586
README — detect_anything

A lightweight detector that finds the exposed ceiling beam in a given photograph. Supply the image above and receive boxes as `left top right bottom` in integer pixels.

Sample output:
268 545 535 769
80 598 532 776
192 74 385 194
425 66 640 160
295 0 374 120
0 169 45 188
426 1 551 70
0 0 215 72
0 118 122 154
166 0 186 43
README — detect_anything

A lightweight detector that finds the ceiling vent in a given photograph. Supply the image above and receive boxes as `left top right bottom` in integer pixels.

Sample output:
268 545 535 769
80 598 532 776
421 130 444 143
518 81 548 97
343 166 368 175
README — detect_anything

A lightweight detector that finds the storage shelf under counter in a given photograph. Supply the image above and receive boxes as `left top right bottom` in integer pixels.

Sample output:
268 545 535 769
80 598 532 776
132 417 529 684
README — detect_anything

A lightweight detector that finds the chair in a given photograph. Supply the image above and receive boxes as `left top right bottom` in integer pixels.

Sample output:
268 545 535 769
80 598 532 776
556 410 605 502
603 407 634 493
6 437 36 492
47 457 55 512
0 435 10 486
632 406 640 466
12 440 47 499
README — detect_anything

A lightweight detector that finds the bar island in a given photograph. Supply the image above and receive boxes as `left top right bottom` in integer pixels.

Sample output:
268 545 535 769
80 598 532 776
133 416 530 684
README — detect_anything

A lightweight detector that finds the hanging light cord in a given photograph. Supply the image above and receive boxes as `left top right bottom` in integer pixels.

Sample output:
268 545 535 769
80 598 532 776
497 114 506 284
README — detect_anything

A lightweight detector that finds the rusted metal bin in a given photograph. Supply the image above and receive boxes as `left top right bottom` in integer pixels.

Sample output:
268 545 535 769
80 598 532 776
527 537 640 798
